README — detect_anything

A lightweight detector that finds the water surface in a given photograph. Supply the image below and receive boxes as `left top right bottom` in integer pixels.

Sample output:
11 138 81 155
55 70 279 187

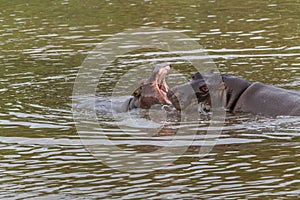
0 0 300 199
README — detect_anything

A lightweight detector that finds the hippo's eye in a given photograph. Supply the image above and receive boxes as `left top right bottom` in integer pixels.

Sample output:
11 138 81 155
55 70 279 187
200 86 209 93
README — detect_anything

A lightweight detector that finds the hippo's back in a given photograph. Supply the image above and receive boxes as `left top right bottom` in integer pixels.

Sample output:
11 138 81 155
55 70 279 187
233 82 300 116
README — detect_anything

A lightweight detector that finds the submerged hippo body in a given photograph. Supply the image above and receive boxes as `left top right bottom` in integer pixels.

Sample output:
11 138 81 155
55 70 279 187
119 63 171 112
168 72 300 116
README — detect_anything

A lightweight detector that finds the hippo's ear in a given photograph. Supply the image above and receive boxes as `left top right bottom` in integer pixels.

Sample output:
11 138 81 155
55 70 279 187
192 72 203 80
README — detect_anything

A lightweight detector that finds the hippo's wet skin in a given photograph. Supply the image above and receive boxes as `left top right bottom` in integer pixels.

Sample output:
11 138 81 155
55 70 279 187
121 64 171 111
168 72 300 116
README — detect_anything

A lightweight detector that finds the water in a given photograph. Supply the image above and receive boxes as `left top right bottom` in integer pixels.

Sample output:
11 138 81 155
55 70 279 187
1 0 300 199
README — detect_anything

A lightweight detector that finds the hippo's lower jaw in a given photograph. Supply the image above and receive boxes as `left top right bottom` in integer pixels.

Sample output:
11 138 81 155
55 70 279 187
137 82 171 109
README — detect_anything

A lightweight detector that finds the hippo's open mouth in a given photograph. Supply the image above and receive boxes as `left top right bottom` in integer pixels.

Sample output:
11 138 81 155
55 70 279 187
132 64 171 109
151 64 171 105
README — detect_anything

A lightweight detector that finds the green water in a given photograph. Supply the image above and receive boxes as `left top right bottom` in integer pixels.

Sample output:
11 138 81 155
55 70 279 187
0 0 300 199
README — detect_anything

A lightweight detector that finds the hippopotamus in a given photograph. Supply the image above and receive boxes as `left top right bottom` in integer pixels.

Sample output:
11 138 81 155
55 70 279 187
120 63 171 111
167 72 300 116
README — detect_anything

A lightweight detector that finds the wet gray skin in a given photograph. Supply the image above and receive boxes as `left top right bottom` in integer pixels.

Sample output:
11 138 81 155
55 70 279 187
167 72 212 112
168 71 300 116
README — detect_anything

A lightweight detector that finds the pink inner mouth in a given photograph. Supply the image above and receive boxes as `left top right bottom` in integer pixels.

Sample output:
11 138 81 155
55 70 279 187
155 65 171 104
134 64 172 108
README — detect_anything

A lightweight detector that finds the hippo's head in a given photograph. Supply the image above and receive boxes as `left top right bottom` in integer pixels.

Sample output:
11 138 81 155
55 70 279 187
167 71 225 112
129 64 171 109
